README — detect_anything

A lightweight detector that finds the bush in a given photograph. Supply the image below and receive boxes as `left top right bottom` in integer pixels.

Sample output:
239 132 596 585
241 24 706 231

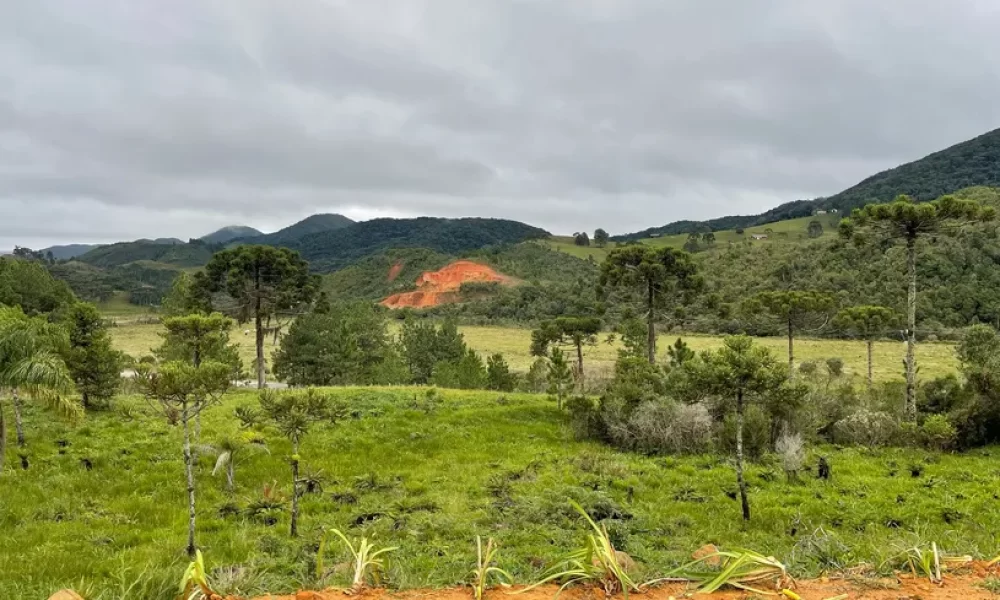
825 358 844 378
921 414 957 451
918 375 968 415
832 410 898 447
775 432 805 480
623 401 713 455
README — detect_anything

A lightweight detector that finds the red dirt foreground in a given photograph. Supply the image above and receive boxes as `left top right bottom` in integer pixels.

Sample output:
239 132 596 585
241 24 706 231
245 572 998 599
381 260 514 309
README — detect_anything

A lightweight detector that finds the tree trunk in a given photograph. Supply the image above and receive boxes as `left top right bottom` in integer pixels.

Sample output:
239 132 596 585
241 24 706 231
575 341 584 390
646 279 656 364
182 405 197 558
12 389 25 448
735 390 751 521
290 438 301 537
866 339 874 392
786 318 795 377
905 236 917 422
255 308 265 389
0 398 7 473
226 456 235 494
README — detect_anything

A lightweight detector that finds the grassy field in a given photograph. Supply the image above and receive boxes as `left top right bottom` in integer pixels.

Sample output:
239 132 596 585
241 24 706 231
3 386 999 598
109 320 959 385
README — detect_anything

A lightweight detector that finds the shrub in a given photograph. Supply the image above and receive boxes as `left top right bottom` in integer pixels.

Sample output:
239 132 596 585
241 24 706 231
624 401 713 455
825 358 844 378
775 433 805 480
832 410 897 447
921 414 957 451
918 375 968 415
798 361 818 377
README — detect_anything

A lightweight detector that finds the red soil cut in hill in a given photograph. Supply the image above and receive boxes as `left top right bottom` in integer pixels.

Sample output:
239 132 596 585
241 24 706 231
386 261 404 282
381 260 514 309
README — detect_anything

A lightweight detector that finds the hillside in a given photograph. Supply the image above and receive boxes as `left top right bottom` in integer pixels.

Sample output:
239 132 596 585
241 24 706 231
290 217 549 273
75 239 215 269
199 225 262 244
39 243 100 260
246 213 354 247
619 126 1000 240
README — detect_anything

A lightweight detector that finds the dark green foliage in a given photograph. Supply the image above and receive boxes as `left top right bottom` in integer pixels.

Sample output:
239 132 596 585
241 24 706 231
573 232 590 246
545 347 573 409
600 245 701 363
529 316 601 378
272 304 406 386
62 303 124 409
666 337 695 366
322 249 452 302
486 353 516 392
0 257 76 315
196 245 317 387
593 228 610 248
400 319 469 384
199 225 264 245
160 273 206 317
281 217 549 273
807 220 823 238
47 260 180 305
431 348 487 389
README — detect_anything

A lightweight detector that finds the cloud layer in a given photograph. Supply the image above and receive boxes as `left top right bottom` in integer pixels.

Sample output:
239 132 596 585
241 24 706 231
3 0 1000 248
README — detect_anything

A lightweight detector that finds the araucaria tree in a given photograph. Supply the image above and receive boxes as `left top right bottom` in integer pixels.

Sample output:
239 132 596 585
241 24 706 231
599 246 700 364
682 336 790 521
63 303 125 409
196 246 317 389
259 388 342 537
529 317 601 383
136 360 231 556
833 306 898 390
546 347 574 409
747 291 835 376
841 194 995 420
0 306 78 471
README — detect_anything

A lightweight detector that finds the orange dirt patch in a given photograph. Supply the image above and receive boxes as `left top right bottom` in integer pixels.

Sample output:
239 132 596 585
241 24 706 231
250 573 998 600
386 261 404 283
381 260 514 309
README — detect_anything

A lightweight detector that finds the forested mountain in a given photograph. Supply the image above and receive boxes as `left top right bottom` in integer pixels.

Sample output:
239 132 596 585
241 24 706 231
619 127 1000 240
285 217 550 273
76 239 216 269
244 213 354 247
40 243 100 260
199 225 262 244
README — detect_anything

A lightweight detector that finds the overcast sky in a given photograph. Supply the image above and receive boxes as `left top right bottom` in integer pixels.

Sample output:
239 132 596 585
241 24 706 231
3 1 1000 249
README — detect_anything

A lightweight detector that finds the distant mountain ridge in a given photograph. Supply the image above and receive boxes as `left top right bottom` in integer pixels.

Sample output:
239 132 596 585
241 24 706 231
618 126 1000 240
244 213 355 247
200 226 263 245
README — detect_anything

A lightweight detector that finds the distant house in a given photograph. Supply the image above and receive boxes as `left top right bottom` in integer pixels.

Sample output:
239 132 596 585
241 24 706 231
814 210 827 215
751 234 768 240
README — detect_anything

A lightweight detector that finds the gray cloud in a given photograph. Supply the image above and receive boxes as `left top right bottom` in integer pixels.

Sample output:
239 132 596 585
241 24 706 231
2 0 1000 249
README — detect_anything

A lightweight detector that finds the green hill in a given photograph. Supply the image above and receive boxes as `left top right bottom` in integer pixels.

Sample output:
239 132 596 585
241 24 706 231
199 225 262 244
289 217 550 273
39 243 100 260
247 213 354 247
76 239 215 269
619 127 1000 240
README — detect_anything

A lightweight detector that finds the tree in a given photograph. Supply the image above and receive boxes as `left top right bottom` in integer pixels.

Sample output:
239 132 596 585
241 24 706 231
274 304 405 386
0 256 76 315
157 313 240 372
63 303 125 409
702 231 716 246
135 360 231 556
599 246 701 364
833 306 898 390
807 220 824 239
746 291 835 376
666 337 695 366
840 194 995 420
161 272 207 317
0 306 78 472
400 319 468 384
486 353 516 391
195 246 317 389
259 388 343 537
573 232 590 247
546 348 574 409
593 228 610 248
682 336 789 521
683 232 701 253
529 317 601 381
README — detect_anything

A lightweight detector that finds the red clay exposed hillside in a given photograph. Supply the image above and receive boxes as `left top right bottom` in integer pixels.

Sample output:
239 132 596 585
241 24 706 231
386 260 404 282
381 260 513 309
